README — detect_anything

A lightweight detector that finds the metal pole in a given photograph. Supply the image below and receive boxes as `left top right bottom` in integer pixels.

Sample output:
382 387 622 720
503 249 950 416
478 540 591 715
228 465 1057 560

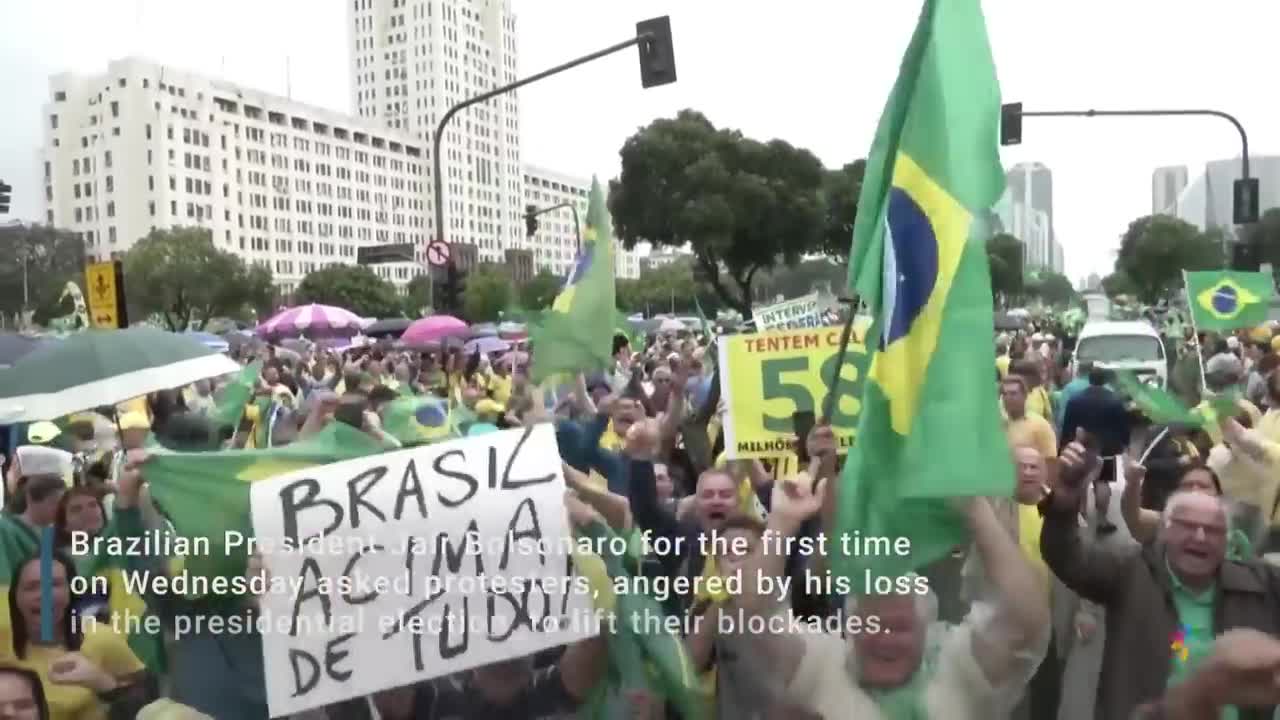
527 201 583 253
569 204 581 254
1020 108 1250 180
433 35 647 248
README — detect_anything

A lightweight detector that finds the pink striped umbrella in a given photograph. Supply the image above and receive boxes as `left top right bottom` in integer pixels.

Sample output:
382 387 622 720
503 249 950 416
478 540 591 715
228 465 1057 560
401 315 468 345
256 303 366 340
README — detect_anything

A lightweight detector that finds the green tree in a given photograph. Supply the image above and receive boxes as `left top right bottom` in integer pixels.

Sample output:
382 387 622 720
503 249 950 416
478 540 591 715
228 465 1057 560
462 264 511 322
986 232 1023 303
124 227 274 331
821 159 866 258
1028 270 1076 307
241 263 276 324
1101 271 1137 299
295 264 401 318
403 274 431 318
609 110 826 318
519 269 562 310
0 224 86 325
1116 214 1223 303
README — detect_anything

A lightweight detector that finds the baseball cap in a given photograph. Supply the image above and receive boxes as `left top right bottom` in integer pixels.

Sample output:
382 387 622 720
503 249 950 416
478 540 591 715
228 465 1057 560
26 421 61 445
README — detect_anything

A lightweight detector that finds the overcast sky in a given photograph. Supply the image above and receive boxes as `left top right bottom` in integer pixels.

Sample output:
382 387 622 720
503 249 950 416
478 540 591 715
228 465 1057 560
1 0 1275 283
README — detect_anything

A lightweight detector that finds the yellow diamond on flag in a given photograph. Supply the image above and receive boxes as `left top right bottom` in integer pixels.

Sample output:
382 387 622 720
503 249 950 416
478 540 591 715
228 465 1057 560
235 459 320 482
1196 278 1262 321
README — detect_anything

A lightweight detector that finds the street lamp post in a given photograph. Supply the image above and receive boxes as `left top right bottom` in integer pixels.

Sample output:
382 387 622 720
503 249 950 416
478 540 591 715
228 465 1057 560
432 17 675 255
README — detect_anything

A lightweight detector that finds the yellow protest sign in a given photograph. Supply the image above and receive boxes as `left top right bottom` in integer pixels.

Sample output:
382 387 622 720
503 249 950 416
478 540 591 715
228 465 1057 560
718 320 873 459
85 261 122 328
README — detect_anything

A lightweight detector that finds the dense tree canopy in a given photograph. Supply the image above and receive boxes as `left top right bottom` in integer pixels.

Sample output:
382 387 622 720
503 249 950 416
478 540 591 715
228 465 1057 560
1024 269 1077 307
518 269 562 310
987 232 1024 302
124 227 274 331
1115 214 1223 303
609 110 829 318
821 160 865 258
0 224 86 325
461 264 512 323
1101 271 1136 299
404 274 431 318
295 264 401 318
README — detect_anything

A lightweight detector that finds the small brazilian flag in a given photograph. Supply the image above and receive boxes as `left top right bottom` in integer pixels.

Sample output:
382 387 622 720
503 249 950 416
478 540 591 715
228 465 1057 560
1184 270 1274 332
834 0 1013 585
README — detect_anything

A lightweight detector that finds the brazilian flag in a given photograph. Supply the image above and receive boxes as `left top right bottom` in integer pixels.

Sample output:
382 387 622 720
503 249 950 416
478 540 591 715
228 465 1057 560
142 422 384 585
1184 270 1274 332
381 395 476 445
834 0 1014 584
530 177 618 383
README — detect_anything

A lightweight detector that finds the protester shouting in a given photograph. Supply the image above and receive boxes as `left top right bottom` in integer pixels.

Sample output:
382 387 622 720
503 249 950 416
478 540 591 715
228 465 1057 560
1042 430 1280 719
1 553 149 719
730 466 1048 719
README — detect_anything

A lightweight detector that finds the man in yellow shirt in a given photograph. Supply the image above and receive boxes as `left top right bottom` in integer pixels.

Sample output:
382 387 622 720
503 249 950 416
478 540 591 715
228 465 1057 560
1001 376 1058 462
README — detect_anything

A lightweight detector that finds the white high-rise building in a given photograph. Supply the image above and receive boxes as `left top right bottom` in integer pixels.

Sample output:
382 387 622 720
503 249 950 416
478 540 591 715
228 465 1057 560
1006 162 1054 243
522 165 640 279
349 0 523 265
40 57 427 293
1174 156 1280 235
1152 165 1189 215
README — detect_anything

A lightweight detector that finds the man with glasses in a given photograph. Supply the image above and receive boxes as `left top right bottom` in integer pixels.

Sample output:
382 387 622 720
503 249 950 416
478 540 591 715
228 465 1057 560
1042 437 1280 720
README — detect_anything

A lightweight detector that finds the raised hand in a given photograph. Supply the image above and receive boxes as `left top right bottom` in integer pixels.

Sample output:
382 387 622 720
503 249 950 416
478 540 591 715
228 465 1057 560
48 652 115 693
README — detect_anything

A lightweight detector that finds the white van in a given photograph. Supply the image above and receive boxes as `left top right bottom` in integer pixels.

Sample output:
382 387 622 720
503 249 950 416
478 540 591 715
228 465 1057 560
1072 320 1167 388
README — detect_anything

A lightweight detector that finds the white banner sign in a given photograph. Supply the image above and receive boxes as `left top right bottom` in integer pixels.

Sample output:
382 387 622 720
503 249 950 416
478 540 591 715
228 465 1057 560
754 292 824 331
250 424 596 716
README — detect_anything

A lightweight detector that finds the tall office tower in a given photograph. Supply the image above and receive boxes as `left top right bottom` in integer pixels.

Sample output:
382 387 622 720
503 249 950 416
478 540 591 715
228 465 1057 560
349 0 523 265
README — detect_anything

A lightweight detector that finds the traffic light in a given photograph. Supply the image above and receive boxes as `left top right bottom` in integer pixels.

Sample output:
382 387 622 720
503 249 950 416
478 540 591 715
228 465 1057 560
524 204 539 238
0 181 11 214
1000 103 1023 146
1234 177 1260 225
636 16 676 89
438 261 466 314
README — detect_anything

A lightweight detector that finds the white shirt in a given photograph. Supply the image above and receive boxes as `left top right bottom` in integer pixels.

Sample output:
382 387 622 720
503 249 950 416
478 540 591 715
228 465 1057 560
784 606 1043 720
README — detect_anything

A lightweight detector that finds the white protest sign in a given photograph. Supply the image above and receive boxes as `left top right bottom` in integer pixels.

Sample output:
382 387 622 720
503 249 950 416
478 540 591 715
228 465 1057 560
250 423 597 716
754 292 824 331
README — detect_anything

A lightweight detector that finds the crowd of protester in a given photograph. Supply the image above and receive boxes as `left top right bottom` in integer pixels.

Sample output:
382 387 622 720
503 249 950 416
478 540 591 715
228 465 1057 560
0 315 1278 719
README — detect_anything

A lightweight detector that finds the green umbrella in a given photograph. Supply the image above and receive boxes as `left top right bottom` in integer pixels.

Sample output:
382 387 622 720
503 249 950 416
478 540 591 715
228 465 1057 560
0 327 239 422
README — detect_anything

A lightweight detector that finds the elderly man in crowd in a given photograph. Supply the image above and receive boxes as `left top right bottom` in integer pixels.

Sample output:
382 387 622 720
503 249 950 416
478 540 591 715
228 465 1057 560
1042 431 1280 720
728 466 1048 719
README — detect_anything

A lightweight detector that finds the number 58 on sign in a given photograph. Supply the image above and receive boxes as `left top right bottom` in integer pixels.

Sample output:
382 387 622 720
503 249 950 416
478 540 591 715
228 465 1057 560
718 321 872 460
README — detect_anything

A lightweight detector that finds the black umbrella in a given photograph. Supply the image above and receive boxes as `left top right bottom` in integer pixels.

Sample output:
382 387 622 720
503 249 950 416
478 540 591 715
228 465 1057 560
364 318 413 338
0 332 45 368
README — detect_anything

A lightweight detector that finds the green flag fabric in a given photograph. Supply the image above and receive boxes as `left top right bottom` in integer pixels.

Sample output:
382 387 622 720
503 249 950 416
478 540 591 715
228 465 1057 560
530 177 618 383
143 422 384 585
574 522 709 720
835 0 1013 585
1184 270 1274 332
210 360 261 431
1114 370 1241 430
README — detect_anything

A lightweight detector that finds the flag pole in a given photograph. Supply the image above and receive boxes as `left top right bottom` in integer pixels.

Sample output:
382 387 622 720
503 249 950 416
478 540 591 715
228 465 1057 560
821 296 860 422
1182 270 1209 393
